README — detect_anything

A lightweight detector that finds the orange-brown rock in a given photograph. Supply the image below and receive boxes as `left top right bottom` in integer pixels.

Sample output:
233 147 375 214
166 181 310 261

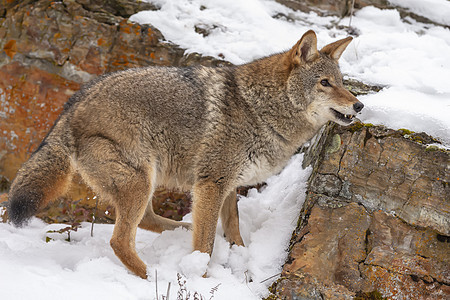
272 123 450 299
278 203 449 299
283 203 370 298
0 62 80 180
359 211 449 298
306 124 449 236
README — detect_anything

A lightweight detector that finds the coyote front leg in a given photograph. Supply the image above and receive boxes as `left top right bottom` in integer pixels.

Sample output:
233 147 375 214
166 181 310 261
192 180 227 255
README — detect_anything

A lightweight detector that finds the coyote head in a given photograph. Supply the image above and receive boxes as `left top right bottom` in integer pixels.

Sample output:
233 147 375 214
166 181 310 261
286 30 364 126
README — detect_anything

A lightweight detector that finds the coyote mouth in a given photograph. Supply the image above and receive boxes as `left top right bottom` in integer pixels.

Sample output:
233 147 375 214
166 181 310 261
330 108 355 123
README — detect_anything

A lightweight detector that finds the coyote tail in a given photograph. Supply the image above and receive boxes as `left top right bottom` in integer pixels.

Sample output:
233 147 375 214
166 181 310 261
8 140 73 227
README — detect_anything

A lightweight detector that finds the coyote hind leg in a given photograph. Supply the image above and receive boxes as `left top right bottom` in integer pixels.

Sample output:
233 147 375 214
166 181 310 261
111 192 149 279
77 137 151 279
139 202 192 233
220 190 244 247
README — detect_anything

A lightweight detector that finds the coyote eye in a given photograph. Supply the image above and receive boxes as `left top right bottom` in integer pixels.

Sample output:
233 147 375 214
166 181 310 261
320 79 331 87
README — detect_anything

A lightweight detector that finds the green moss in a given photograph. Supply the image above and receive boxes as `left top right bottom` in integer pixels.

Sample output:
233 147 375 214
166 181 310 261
397 128 441 145
410 136 424 144
264 277 286 300
355 290 387 300
398 128 414 135
348 122 374 133
348 122 364 133
263 294 278 300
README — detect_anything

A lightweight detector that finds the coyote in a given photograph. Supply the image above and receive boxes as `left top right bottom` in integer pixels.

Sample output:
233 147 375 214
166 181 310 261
8 30 363 278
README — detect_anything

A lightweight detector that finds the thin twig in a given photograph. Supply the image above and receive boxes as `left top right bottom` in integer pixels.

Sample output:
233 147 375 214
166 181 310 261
348 0 356 28
156 269 159 300
209 283 221 300
260 272 282 284
90 196 98 237
166 282 171 300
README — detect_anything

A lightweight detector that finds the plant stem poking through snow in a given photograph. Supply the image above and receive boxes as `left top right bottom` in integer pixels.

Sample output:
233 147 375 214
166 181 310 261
90 195 98 237
348 0 355 27
166 282 171 300
46 223 80 242
177 273 190 300
175 273 220 300
209 284 221 299
156 269 159 300
260 273 282 284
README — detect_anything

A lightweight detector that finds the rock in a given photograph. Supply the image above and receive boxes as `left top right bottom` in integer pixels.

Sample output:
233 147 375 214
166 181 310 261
283 203 371 298
274 207 449 298
343 78 383 96
74 0 159 18
360 209 450 298
274 0 389 17
0 62 81 180
309 123 449 235
0 174 10 193
274 0 449 29
271 122 450 299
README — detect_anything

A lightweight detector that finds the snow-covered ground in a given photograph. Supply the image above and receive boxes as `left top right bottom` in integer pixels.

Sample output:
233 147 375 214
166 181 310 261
1 0 449 299
1 155 311 299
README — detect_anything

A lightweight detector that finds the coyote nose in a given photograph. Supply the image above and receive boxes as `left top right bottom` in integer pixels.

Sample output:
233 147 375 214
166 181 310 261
353 102 364 112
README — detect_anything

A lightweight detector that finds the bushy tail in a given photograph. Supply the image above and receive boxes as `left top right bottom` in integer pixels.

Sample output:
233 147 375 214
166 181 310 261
8 142 73 227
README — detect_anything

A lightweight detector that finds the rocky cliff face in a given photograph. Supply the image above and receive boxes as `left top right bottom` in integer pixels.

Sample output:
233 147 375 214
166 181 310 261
271 123 449 299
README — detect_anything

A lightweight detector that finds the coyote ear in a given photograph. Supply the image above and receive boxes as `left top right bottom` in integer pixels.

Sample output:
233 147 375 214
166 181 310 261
320 36 353 61
290 30 318 65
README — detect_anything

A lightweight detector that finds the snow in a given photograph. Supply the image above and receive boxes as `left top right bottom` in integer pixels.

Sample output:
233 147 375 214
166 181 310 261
388 0 450 26
0 154 311 300
2 1 450 299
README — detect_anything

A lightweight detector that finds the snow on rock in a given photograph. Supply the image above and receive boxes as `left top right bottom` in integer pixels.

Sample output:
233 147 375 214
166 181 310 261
130 0 340 64
358 87 450 146
340 6 450 146
388 0 450 26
